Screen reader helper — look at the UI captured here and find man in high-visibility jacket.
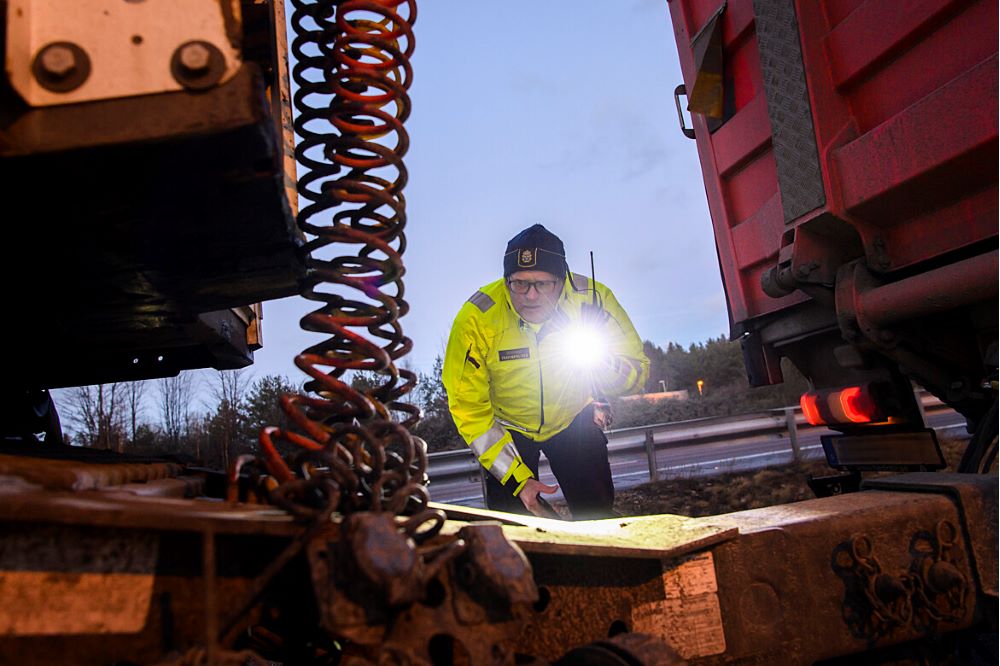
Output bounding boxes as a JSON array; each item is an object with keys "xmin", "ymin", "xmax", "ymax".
[{"xmin": 442, "ymin": 224, "xmax": 649, "ymax": 519}]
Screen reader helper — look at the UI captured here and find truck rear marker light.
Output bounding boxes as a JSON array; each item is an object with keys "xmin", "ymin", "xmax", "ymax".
[
  {"xmin": 839, "ymin": 386, "xmax": 876, "ymax": 423},
  {"xmin": 801, "ymin": 385, "xmax": 886, "ymax": 426},
  {"xmin": 801, "ymin": 393, "xmax": 822, "ymax": 425}
]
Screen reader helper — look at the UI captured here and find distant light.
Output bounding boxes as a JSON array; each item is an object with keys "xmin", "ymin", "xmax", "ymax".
[
  {"xmin": 133, "ymin": 358, "xmax": 139, "ymax": 364},
  {"xmin": 157, "ymin": 355, "xmax": 165, "ymax": 362}
]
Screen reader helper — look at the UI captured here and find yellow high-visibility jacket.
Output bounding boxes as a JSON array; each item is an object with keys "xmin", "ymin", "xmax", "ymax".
[{"xmin": 442, "ymin": 272, "xmax": 649, "ymax": 496}]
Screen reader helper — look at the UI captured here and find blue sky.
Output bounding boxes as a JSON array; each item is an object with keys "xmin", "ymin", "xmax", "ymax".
[{"xmin": 249, "ymin": 0, "xmax": 728, "ymax": 384}]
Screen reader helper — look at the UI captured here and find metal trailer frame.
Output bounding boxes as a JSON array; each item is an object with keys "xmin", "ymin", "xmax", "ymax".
[
  {"xmin": 0, "ymin": 471, "xmax": 994, "ymax": 664},
  {"xmin": 0, "ymin": 0, "xmax": 304, "ymax": 389},
  {"xmin": 666, "ymin": 0, "xmax": 998, "ymax": 434}
]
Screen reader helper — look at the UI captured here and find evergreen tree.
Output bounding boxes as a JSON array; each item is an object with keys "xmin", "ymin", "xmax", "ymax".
[
  {"xmin": 244, "ymin": 375, "xmax": 299, "ymax": 440},
  {"xmin": 411, "ymin": 356, "xmax": 464, "ymax": 452}
]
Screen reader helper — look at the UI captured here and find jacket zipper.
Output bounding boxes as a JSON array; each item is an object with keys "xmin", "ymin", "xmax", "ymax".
[{"xmin": 535, "ymin": 332, "xmax": 545, "ymax": 432}]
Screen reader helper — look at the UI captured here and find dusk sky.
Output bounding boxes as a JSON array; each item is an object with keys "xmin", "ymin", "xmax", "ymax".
[
  {"xmin": 51, "ymin": 1, "xmax": 729, "ymax": 418},
  {"xmin": 250, "ymin": 0, "xmax": 728, "ymax": 385}
]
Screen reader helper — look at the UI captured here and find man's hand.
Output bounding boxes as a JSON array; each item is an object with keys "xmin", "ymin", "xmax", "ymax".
[
  {"xmin": 518, "ymin": 478, "xmax": 560, "ymax": 517},
  {"xmin": 593, "ymin": 401, "xmax": 613, "ymax": 429}
]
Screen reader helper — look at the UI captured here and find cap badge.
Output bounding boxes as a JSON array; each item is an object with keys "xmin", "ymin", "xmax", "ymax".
[{"xmin": 519, "ymin": 248, "xmax": 535, "ymax": 267}]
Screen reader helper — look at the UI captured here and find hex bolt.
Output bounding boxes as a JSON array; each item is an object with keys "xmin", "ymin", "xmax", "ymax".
[
  {"xmin": 39, "ymin": 45, "xmax": 77, "ymax": 79},
  {"xmin": 178, "ymin": 43, "xmax": 211, "ymax": 73}
]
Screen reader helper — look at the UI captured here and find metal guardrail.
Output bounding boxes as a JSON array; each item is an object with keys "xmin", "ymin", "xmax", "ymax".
[{"xmin": 426, "ymin": 392, "xmax": 952, "ymax": 487}]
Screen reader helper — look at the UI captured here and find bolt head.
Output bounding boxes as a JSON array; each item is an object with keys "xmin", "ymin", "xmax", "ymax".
[
  {"xmin": 179, "ymin": 43, "xmax": 211, "ymax": 73},
  {"xmin": 40, "ymin": 46, "xmax": 76, "ymax": 78}
]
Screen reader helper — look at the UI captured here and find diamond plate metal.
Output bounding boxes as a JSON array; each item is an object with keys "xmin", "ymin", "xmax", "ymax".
[{"xmin": 753, "ymin": 0, "xmax": 826, "ymax": 223}]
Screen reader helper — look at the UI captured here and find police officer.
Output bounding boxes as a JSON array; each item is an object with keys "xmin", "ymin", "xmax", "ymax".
[{"xmin": 442, "ymin": 224, "xmax": 649, "ymax": 519}]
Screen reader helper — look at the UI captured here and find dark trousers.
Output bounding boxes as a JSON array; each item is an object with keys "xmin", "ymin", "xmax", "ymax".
[{"xmin": 483, "ymin": 405, "xmax": 615, "ymax": 520}]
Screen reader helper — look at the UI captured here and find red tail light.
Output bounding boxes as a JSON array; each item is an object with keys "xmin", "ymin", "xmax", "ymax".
[
  {"xmin": 800, "ymin": 385, "xmax": 887, "ymax": 426},
  {"xmin": 839, "ymin": 386, "xmax": 877, "ymax": 423},
  {"xmin": 800, "ymin": 393, "xmax": 822, "ymax": 425}
]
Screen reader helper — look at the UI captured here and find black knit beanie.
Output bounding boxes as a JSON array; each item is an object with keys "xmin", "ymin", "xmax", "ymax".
[{"xmin": 503, "ymin": 224, "xmax": 567, "ymax": 279}]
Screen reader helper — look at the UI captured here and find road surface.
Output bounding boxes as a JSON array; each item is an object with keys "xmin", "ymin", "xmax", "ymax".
[{"xmin": 428, "ymin": 410, "xmax": 968, "ymax": 508}]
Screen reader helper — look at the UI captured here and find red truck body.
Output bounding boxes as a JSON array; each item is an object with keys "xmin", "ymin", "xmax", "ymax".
[{"xmin": 666, "ymin": 0, "xmax": 998, "ymax": 458}]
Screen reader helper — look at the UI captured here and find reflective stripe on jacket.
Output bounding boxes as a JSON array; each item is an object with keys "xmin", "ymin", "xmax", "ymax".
[{"xmin": 442, "ymin": 272, "xmax": 649, "ymax": 492}]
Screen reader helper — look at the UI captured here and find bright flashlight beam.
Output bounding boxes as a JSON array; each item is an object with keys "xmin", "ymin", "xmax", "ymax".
[{"xmin": 561, "ymin": 324, "xmax": 608, "ymax": 368}]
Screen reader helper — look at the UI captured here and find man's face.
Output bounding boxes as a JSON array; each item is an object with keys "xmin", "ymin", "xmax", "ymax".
[{"xmin": 507, "ymin": 270, "xmax": 562, "ymax": 324}]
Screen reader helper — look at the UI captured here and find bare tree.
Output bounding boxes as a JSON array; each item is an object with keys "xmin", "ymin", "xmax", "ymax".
[
  {"xmin": 66, "ymin": 383, "xmax": 126, "ymax": 450},
  {"xmin": 124, "ymin": 380, "xmax": 147, "ymax": 444},
  {"xmin": 207, "ymin": 369, "xmax": 251, "ymax": 470},
  {"xmin": 158, "ymin": 373, "xmax": 196, "ymax": 450}
]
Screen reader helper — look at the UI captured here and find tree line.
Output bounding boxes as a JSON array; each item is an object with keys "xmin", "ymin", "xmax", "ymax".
[
  {"xmin": 63, "ymin": 372, "xmax": 299, "ymax": 470},
  {"xmin": 61, "ymin": 335, "xmax": 809, "ymax": 463}
]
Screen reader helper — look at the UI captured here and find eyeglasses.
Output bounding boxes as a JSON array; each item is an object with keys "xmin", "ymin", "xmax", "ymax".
[{"xmin": 507, "ymin": 278, "xmax": 560, "ymax": 295}]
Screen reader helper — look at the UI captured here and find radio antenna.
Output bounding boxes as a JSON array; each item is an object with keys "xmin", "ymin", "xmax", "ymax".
[{"xmin": 589, "ymin": 251, "xmax": 597, "ymax": 306}]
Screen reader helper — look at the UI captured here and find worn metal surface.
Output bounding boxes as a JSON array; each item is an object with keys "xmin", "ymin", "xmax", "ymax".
[
  {"xmin": 525, "ymin": 550, "xmax": 726, "ymax": 663},
  {"xmin": 751, "ymin": 0, "xmax": 825, "ymax": 223},
  {"xmin": 431, "ymin": 502, "xmax": 736, "ymax": 561},
  {"xmin": 472, "ymin": 480, "xmax": 994, "ymax": 664},
  {"xmin": 863, "ymin": 473, "xmax": 998, "ymax": 598},
  {"xmin": 853, "ymin": 250, "xmax": 999, "ymax": 330},
  {"xmin": 833, "ymin": 255, "xmax": 996, "ymax": 420},
  {"xmin": 0, "ymin": 524, "xmax": 158, "ymax": 635},
  {"xmin": 559, "ymin": 632, "xmax": 687, "ymax": 665},
  {"xmin": 491, "ymin": 513, "xmax": 734, "ymax": 560},
  {"xmin": 0, "ymin": 486, "xmax": 300, "ymax": 537},
  {"xmin": 310, "ymin": 518, "xmax": 534, "ymax": 664},
  {"xmin": 0, "ymin": 453, "xmax": 181, "ymax": 491},
  {"xmin": 687, "ymin": 487, "xmax": 982, "ymax": 664},
  {"xmin": 6, "ymin": 0, "xmax": 241, "ymax": 106},
  {"xmin": 0, "ymin": 481, "xmax": 317, "ymax": 662},
  {"xmin": 0, "ymin": 470, "xmax": 995, "ymax": 664}
]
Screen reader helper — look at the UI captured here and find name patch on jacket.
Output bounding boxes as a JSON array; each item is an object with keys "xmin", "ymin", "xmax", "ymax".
[{"xmin": 498, "ymin": 347, "xmax": 530, "ymax": 362}]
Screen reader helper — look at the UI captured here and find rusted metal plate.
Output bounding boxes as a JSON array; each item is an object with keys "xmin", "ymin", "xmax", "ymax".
[
  {"xmin": 687, "ymin": 489, "xmax": 982, "ymax": 664},
  {"xmin": 0, "ymin": 525, "xmax": 157, "ymax": 635},
  {"xmin": 502, "ymin": 514, "xmax": 735, "ymax": 559},
  {"xmin": 524, "ymin": 549, "xmax": 728, "ymax": 663},
  {"xmin": 862, "ymin": 472, "xmax": 999, "ymax": 597},
  {"xmin": 0, "ymin": 486, "xmax": 300, "ymax": 537},
  {"xmin": 433, "ymin": 503, "xmax": 736, "ymax": 559},
  {"xmin": 6, "ymin": 0, "xmax": 242, "ymax": 107},
  {"xmin": 99, "ymin": 476, "xmax": 205, "ymax": 499},
  {"xmin": 0, "ymin": 453, "xmax": 181, "ymax": 490},
  {"xmin": 309, "ymin": 520, "xmax": 537, "ymax": 663},
  {"xmin": 264, "ymin": 0, "xmax": 298, "ymax": 219},
  {"xmin": 508, "ymin": 481, "xmax": 994, "ymax": 663}
]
